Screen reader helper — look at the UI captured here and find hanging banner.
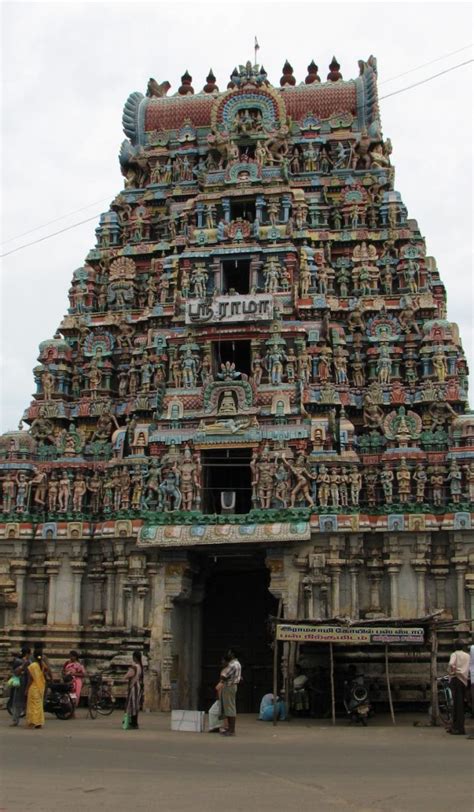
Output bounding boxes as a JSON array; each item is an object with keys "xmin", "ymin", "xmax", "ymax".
[
  {"xmin": 186, "ymin": 294, "xmax": 273, "ymax": 324},
  {"xmin": 276, "ymin": 624, "xmax": 424, "ymax": 645}
]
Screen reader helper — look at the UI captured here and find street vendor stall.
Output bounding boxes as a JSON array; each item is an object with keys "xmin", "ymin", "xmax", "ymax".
[{"xmin": 270, "ymin": 614, "xmax": 462, "ymax": 727}]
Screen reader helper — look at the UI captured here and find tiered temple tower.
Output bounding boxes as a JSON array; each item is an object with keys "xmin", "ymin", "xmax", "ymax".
[{"xmin": 1, "ymin": 57, "xmax": 473, "ymax": 711}]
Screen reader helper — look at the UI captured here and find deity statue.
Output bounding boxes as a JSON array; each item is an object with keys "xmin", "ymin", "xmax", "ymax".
[
  {"xmin": 339, "ymin": 467, "xmax": 349, "ymax": 507},
  {"xmin": 14, "ymin": 472, "xmax": 29, "ymax": 514},
  {"xmin": 351, "ymin": 351, "xmax": 365, "ymax": 388},
  {"xmin": 316, "ymin": 464, "xmax": 330, "ymax": 508},
  {"xmin": 30, "ymin": 468, "xmax": 48, "ymax": 508},
  {"xmin": 72, "ymin": 473, "xmax": 87, "ymax": 513},
  {"xmin": 274, "ymin": 459, "xmax": 290, "ymax": 508},
  {"xmin": 377, "ymin": 344, "xmax": 392, "ymax": 385},
  {"xmin": 430, "ymin": 470, "xmax": 444, "ymax": 506},
  {"xmin": 191, "ymin": 263, "xmax": 208, "ymax": 298},
  {"xmin": 297, "ymin": 349, "xmax": 311, "ymax": 385},
  {"xmin": 286, "ymin": 454, "xmax": 317, "ymax": 508},
  {"xmin": 58, "ymin": 471, "xmax": 71, "ymax": 512},
  {"xmin": 131, "ymin": 467, "xmax": 144, "ymax": 511},
  {"xmin": 396, "ymin": 459, "xmax": 411, "ymax": 503},
  {"xmin": 47, "ymin": 473, "xmax": 59, "ymax": 512},
  {"xmin": 333, "ymin": 350, "xmax": 348, "ymax": 385},
  {"xmin": 87, "ymin": 470, "xmax": 102, "ymax": 513},
  {"xmin": 179, "ymin": 446, "xmax": 200, "ymax": 511},
  {"xmin": 265, "ymin": 346, "xmax": 287, "ymax": 386},
  {"xmin": 464, "ymin": 462, "xmax": 474, "ymax": 502},
  {"xmin": 380, "ymin": 465, "xmax": 394, "ymax": 504},
  {"xmin": 41, "ymin": 370, "xmax": 55, "ymax": 401},
  {"xmin": 364, "ymin": 468, "xmax": 378, "ymax": 507},
  {"xmin": 446, "ymin": 460, "xmax": 462, "ymax": 504},
  {"xmin": 158, "ymin": 467, "xmax": 182, "ymax": 511},
  {"xmin": 349, "ymin": 468, "xmax": 362, "ymax": 506},
  {"xmin": 432, "ymin": 348, "xmax": 447, "ymax": 383},
  {"xmin": 413, "ymin": 463, "xmax": 428, "ymax": 503},
  {"xmin": 181, "ymin": 349, "xmax": 199, "ymax": 388},
  {"xmin": 251, "ymin": 446, "xmax": 275, "ymax": 510},
  {"xmin": 329, "ymin": 468, "xmax": 341, "ymax": 507},
  {"xmin": 363, "ymin": 394, "xmax": 384, "ymax": 429}
]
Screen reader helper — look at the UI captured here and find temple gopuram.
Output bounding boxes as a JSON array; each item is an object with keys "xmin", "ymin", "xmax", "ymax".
[{"xmin": 1, "ymin": 57, "xmax": 473, "ymax": 712}]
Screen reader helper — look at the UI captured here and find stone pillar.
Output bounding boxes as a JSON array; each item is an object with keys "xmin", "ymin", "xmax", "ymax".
[
  {"xmin": 366, "ymin": 558, "xmax": 385, "ymax": 618},
  {"xmin": 88, "ymin": 573, "xmax": 105, "ymax": 625},
  {"xmin": 10, "ymin": 560, "xmax": 28, "ymax": 626},
  {"xmin": 329, "ymin": 565, "xmax": 342, "ymax": 617},
  {"xmin": 349, "ymin": 565, "xmax": 360, "ymax": 619},
  {"xmin": 348, "ymin": 534, "xmax": 364, "ymax": 620},
  {"xmin": 455, "ymin": 564, "xmax": 467, "ymax": 622},
  {"xmin": 383, "ymin": 534, "xmax": 402, "ymax": 618},
  {"xmin": 136, "ymin": 586, "xmax": 148, "ymax": 629},
  {"xmin": 124, "ymin": 585, "xmax": 133, "ymax": 629},
  {"xmin": 387, "ymin": 566, "xmax": 401, "ymax": 618},
  {"xmin": 70, "ymin": 560, "xmax": 86, "ymax": 627},
  {"xmin": 412, "ymin": 533, "xmax": 431, "ymax": 618},
  {"xmin": 114, "ymin": 544, "xmax": 128, "ymax": 627},
  {"xmin": 104, "ymin": 561, "xmax": 116, "ymax": 627},
  {"xmin": 30, "ymin": 572, "xmax": 47, "ymax": 625},
  {"xmin": 45, "ymin": 558, "xmax": 61, "ymax": 626}
]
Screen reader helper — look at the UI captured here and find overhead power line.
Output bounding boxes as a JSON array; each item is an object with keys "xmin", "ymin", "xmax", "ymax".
[
  {"xmin": 0, "ymin": 215, "xmax": 101, "ymax": 258},
  {"xmin": 1, "ymin": 197, "xmax": 110, "ymax": 245},
  {"xmin": 379, "ymin": 43, "xmax": 472, "ymax": 85},
  {"xmin": 379, "ymin": 59, "xmax": 473, "ymax": 100},
  {"xmin": 1, "ymin": 58, "xmax": 472, "ymax": 259}
]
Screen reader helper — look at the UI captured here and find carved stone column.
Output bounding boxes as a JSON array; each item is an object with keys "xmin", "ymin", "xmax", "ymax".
[
  {"xmin": 451, "ymin": 534, "xmax": 468, "ymax": 622},
  {"xmin": 10, "ymin": 559, "xmax": 28, "ymax": 626},
  {"xmin": 430, "ymin": 541, "xmax": 450, "ymax": 612},
  {"xmin": 383, "ymin": 534, "xmax": 402, "ymax": 618},
  {"xmin": 88, "ymin": 572, "xmax": 105, "ymax": 625},
  {"xmin": 327, "ymin": 536, "xmax": 345, "ymax": 617},
  {"xmin": 30, "ymin": 568, "xmax": 47, "ymax": 625},
  {"xmin": 412, "ymin": 533, "xmax": 431, "ymax": 618},
  {"xmin": 347, "ymin": 534, "xmax": 364, "ymax": 620},
  {"xmin": 136, "ymin": 586, "xmax": 148, "ymax": 629},
  {"xmin": 366, "ymin": 558, "xmax": 385, "ymax": 618},
  {"xmin": 70, "ymin": 560, "xmax": 86, "ymax": 627},
  {"xmin": 103, "ymin": 560, "xmax": 116, "ymax": 627},
  {"xmin": 114, "ymin": 544, "xmax": 128, "ymax": 627},
  {"xmin": 124, "ymin": 585, "xmax": 134, "ymax": 629},
  {"xmin": 45, "ymin": 556, "xmax": 61, "ymax": 626}
]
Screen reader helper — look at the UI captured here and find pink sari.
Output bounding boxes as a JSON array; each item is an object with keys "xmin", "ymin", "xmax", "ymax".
[{"xmin": 63, "ymin": 660, "xmax": 85, "ymax": 706}]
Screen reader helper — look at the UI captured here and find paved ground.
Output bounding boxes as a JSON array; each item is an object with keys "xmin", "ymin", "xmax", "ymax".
[{"xmin": 0, "ymin": 710, "xmax": 472, "ymax": 812}]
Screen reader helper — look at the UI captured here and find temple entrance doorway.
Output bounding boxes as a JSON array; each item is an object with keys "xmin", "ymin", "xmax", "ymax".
[{"xmin": 200, "ymin": 551, "xmax": 278, "ymax": 713}]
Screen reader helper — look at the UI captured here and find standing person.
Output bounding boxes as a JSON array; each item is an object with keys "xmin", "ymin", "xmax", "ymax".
[
  {"xmin": 26, "ymin": 648, "xmax": 49, "ymax": 729},
  {"xmin": 217, "ymin": 648, "xmax": 241, "ymax": 737},
  {"xmin": 62, "ymin": 650, "xmax": 86, "ymax": 715},
  {"xmin": 208, "ymin": 655, "xmax": 229, "ymax": 733},
  {"xmin": 9, "ymin": 646, "xmax": 31, "ymax": 726},
  {"xmin": 125, "ymin": 650, "xmax": 144, "ymax": 730},
  {"xmin": 447, "ymin": 638, "xmax": 470, "ymax": 735}
]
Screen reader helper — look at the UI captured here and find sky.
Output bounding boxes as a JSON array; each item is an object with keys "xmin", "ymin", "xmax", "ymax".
[{"xmin": 1, "ymin": 0, "xmax": 472, "ymax": 433}]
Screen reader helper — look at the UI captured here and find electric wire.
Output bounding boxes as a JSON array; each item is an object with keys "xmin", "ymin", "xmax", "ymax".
[
  {"xmin": 2, "ymin": 59, "xmax": 472, "ymax": 259},
  {"xmin": 0, "ymin": 214, "xmax": 102, "ymax": 258},
  {"xmin": 1, "ymin": 197, "xmax": 111, "ymax": 246},
  {"xmin": 379, "ymin": 43, "xmax": 472, "ymax": 85},
  {"xmin": 379, "ymin": 59, "xmax": 473, "ymax": 100}
]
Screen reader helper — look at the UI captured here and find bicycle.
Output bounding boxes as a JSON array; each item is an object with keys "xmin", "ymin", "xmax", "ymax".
[
  {"xmin": 429, "ymin": 675, "xmax": 453, "ymax": 727},
  {"xmin": 88, "ymin": 674, "xmax": 115, "ymax": 719}
]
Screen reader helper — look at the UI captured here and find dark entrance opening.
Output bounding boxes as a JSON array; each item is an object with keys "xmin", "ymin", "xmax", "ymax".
[
  {"xmin": 222, "ymin": 258, "xmax": 250, "ymax": 294},
  {"xmin": 202, "ymin": 448, "xmax": 252, "ymax": 514},
  {"xmin": 230, "ymin": 200, "xmax": 256, "ymax": 222},
  {"xmin": 212, "ymin": 339, "xmax": 251, "ymax": 377},
  {"xmin": 200, "ymin": 552, "xmax": 278, "ymax": 713}
]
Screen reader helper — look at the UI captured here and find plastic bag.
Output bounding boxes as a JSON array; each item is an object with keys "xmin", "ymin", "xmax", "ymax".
[
  {"xmin": 8, "ymin": 676, "xmax": 21, "ymax": 688},
  {"xmin": 122, "ymin": 713, "xmax": 131, "ymax": 730}
]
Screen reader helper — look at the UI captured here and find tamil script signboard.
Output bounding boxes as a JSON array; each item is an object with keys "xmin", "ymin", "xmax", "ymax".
[
  {"xmin": 276, "ymin": 624, "xmax": 424, "ymax": 645},
  {"xmin": 186, "ymin": 294, "xmax": 273, "ymax": 324}
]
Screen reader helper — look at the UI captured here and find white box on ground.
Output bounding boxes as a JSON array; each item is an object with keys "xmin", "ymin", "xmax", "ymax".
[{"xmin": 171, "ymin": 709, "xmax": 205, "ymax": 732}]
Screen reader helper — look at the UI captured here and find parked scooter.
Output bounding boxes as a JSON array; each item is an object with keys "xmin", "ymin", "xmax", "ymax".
[
  {"xmin": 44, "ymin": 681, "xmax": 75, "ymax": 720},
  {"xmin": 343, "ymin": 674, "xmax": 372, "ymax": 725}
]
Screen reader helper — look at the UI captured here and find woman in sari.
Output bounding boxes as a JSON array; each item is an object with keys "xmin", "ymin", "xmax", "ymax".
[
  {"xmin": 125, "ymin": 650, "xmax": 144, "ymax": 730},
  {"xmin": 26, "ymin": 650, "xmax": 48, "ymax": 729},
  {"xmin": 62, "ymin": 650, "xmax": 86, "ymax": 714}
]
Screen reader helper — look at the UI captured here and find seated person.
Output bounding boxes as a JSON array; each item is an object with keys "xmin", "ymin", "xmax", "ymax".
[
  {"xmin": 291, "ymin": 664, "xmax": 310, "ymax": 715},
  {"xmin": 259, "ymin": 692, "xmax": 286, "ymax": 721}
]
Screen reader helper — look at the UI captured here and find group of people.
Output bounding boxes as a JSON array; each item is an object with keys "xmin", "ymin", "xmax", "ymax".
[{"xmin": 7, "ymin": 645, "xmax": 144, "ymax": 731}]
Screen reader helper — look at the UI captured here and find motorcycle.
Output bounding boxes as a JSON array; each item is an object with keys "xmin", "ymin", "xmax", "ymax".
[
  {"xmin": 343, "ymin": 674, "xmax": 372, "ymax": 725},
  {"xmin": 44, "ymin": 681, "xmax": 75, "ymax": 720}
]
